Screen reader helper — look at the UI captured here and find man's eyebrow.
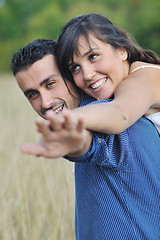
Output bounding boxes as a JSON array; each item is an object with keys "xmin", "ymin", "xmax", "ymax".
[
  {"xmin": 24, "ymin": 88, "xmax": 37, "ymax": 97},
  {"xmin": 40, "ymin": 74, "xmax": 55, "ymax": 86},
  {"xmin": 24, "ymin": 74, "xmax": 56, "ymax": 96}
]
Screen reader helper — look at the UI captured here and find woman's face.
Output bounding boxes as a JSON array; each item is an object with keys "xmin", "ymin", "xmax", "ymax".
[{"xmin": 68, "ymin": 34, "xmax": 129, "ymax": 100}]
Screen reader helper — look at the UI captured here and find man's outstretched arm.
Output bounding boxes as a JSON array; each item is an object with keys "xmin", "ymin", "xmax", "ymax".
[{"xmin": 21, "ymin": 111, "xmax": 92, "ymax": 159}]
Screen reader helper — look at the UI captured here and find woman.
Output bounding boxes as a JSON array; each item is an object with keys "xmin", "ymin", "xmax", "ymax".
[{"xmin": 56, "ymin": 13, "xmax": 160, "ymax": 134}]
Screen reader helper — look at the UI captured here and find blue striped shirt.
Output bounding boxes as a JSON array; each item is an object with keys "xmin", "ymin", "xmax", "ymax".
[{"xmin": 66, "ymin": 94, "xmax": 160, "ymax": 240}]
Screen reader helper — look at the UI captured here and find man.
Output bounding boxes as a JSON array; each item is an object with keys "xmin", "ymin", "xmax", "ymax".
[
  {"xmin": 11, "ymin": 38, "xmax": 91, "ymax": 158},
  {"xmin": 11, "ymin": 39, "xmax": 160, "ymax": 240},
  {"xmin": 11, "ymin": 39, "xmax": 81, "ymax": 119}
]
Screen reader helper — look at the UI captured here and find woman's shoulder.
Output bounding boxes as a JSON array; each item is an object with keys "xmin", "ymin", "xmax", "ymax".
[{"xmin": 130, "ymin": 61, "xmax": 160, "ymax": 74}]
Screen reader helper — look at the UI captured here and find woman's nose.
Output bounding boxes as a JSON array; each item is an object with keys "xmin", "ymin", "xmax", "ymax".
[{"xmin": 83, "ymin": 64, "xmax": 95, "ymax": 81}]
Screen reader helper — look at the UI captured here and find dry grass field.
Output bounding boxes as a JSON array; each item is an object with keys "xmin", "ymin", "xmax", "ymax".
[{"xmin": 0, "ymin": 74, "xmax": 75, "ymax": 240}]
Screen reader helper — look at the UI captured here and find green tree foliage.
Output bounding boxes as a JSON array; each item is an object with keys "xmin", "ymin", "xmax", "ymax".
[
  {"xmin": 0, "ymin": 0, "xmax": 159, "ymax": 72},
  {"xmin": 26, "ymin": 3, "xmax": 65, "ymax": 40}
]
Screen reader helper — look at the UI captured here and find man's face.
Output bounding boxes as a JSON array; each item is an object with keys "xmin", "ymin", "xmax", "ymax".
[{"xmin": 15, "ymin": 54, "xmax": 81, "ymax": 118}]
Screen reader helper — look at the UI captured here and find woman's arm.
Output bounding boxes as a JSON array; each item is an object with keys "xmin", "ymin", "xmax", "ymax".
[{"xmin": 70, "ymin": 65, "xmax": 160, "ymax": 134}]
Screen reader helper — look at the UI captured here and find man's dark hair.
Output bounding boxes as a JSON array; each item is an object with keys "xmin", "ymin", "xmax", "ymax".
[
  {"xmin": 10, "ymin": 38, "xmax": 82, "ymax": 99},
  {"xmin": 11, "ymin": 38, "xmax": 57, "ymax": 75}
]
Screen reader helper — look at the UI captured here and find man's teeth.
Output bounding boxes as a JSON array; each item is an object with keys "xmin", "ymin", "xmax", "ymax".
[
  {"xmin": 91, "ymin": 78, "xmax": 106, "ymax": 89},
  {"xmin": 54, "ymin": 106, "xmax": 63, "ymax": 114}
]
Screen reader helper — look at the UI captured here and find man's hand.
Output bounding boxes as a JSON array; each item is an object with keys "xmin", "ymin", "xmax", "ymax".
[{"xmin": 21, "ymin": 110, "xmax": 92, "ymax": 159}]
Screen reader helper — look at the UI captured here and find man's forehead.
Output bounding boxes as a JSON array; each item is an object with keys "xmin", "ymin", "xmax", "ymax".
[{"xmin": 16, "ymin": 55, "xmax": 63, "ymax": 84}]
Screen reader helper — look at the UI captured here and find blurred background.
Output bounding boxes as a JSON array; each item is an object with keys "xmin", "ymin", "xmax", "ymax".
[
  {"xmin": 0, "ymin": 0, "xmax": 159, "ymax": 239},
  {"xmin": 0, "ymin": 0, "xmax": 160, "ymax": 72}
]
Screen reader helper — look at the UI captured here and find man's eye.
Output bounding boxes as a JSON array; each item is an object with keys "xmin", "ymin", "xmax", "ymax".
[
  {"xmin": 89, "ymin": 53, "xmax": 98, "ymax": 61},
  {"xmin": 47, "ymin": 81, "xmax": 55, "ymax": 88},
  {"xmin": 28, "ymin": 92, "xmax": 38, "ymax": 100},
  {"xmin": 70, "ymin": 65, "xmax": 80, "ymax": 73}
]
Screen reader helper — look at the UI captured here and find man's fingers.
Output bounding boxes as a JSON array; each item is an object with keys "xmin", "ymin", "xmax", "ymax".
[
  {"xmin": 36, "ymin": 111, "xmax": 84, "ymax": 135},
  {"xmin": 46, "ymin": 112, "xmax": 64, "ymax": 131},
  {"xmin": 35, "ymin": 118, "xmax": 51, "ymax": 136},
  {"xmin": 76, "ymin": 117, "xmax": 84, "ymax": 132},
  {"xmin": 35, "ymin": 116, "xmax": 61, "ymax": 136},
  {"xmin": 20, "ymin": 143, "xmax": 44, "ymax": 157},
  {"xmin": 63, "ymin": 111, "xmax": 84, "ymax": 132},
  {"xmin": 63, "ymin": 111, "xmax": 74, "ymax": 130}
]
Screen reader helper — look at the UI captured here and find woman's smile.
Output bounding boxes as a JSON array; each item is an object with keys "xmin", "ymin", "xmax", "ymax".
[{"xmin": 90, "ymin": 77, "xmax": 108, "ymax": 90}]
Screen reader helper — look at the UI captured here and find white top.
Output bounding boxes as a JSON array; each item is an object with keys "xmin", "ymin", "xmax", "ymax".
[
  {"xmin": 131, "ymin": 65, "xmax": 160, "ymax": 134},
  {"xmin": 146, "ymin": 113, "xmax": 160, "ymax": 135},
  {"xmin": 131, "ymin": 65, "xmax": 160, "ymax": 73}
]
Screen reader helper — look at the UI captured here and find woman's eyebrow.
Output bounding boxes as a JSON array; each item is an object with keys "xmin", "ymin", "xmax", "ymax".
[
  {"xmin": 81, "ymin": 49, "xmax": 93, "ymax": 57},
  {"xmin": 68, "ymin": 49, "xmax": 94, "ymax": 67}
]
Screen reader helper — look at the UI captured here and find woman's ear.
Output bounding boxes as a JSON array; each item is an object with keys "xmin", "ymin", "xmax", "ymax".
[{"xmin": 119, "ymin": 47, "xmax": 128, "ymax": 61}]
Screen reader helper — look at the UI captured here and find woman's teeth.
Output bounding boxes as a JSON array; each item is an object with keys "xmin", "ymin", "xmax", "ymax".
[{"xmin": 91, "ymin": 78, "xmax": 107, "ymax": 89}]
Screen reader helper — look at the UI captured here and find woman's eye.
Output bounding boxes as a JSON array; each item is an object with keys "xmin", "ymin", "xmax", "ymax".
[
  {"xmin": 89, "ymin": 53, "xmax": 98, "ymax": 61},
  {"xmin": 70, "ymin": 65, "xmax": 80, "ymax": 73}
]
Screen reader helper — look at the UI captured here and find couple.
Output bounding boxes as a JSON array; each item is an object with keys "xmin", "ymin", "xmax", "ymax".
[{"xmin": 11, "ymin": 14, "xmax": 160, "ymax": 239}]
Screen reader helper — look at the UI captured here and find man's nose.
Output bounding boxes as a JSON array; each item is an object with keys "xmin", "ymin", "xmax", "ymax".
[{"xmin": 41, "ymin": 93, "xmax": 53, "ymax": 110}]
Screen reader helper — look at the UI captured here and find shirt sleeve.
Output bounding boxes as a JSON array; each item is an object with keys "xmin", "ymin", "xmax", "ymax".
[{"xmin": 65, "ymin": 98, "xmax": 130, "ymax": 168}]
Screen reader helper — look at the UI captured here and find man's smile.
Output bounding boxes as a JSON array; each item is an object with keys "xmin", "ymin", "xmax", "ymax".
[{"xmin": 53, "ymin": 104, "xmax": 64, "ymax": 114}]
